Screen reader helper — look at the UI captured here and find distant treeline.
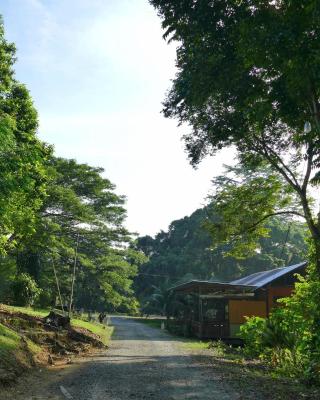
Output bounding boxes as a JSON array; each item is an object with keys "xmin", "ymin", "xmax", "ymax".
[{"xmin": 134, "ymin": 208, "xmax": 307, "ymax": 314}]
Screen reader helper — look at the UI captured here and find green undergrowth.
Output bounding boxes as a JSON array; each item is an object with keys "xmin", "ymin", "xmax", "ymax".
[
  {"xmin": 181, "ymin": 340, "xmax": 210, "ymax": 350},
  {"xmin": 0, "ymin": 323, "xmax": 20, "ymax": 353}
]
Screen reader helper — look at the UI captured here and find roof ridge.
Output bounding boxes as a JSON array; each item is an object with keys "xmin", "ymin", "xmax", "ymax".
[{"xmin": 230, "ymin": 261, "xmax": 307, "ymax": 288}]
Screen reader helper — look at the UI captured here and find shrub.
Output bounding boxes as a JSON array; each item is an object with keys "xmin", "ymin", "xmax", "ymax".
[
  {"xmin": 10, "ymin": 273, "xmax": 42, "ymax": 306},
  {"xmin": 37, "ymin": 289, "xmax": 54, "ymax": 308},
  {"xmin": 208, "ymin": 339, "xmax": 228, "ymax": 356},
  {"xmin": 239, "ymin": 316, "xmax": 266, "ymax": 357}
]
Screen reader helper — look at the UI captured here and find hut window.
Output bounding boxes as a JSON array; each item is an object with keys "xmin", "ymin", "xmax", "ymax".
[{"xmin": 202, "ymin": 299, "xmax": 227, "ymax": 321}]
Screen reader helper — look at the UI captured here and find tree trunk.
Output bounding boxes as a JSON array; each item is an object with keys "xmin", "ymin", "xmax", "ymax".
[{"xmin": 299, "ymin": 191, "xmax": 320, "ymax": 274}]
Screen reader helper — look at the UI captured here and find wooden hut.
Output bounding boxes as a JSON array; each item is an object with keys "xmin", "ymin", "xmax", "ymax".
[{"xmin": 170, "ymin": 262, "xmax": 307, "ymax": 339}]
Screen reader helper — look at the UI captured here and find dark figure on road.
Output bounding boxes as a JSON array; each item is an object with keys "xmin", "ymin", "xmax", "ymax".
[{"xmin": 98, "ymin": 312, "xmax": 106, "ymax": 324}]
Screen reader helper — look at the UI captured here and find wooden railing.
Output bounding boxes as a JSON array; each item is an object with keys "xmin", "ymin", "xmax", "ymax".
[
  {"xmin": 191, "ymin": 320, "xmax": 229, "ymax": 339},
  {"xmin": 168, "ymin": 319, "xmax": 230, "ymax": 339},
  {"xmin": 202, "ymin": 321, "xmax": 229, "ymax": 338}
]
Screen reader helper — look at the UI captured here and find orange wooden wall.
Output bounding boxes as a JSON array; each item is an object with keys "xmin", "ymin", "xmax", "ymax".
[
  {"xmin": 268, "ymin": 287, "xmax": 293, "ymax": 309},
  {"xmin": 229, "ymin": 300, "xmax": 267, "ymax": 324}
]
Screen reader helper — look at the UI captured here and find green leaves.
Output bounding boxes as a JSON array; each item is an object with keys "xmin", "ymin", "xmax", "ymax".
[
  {"xmin": 14, "ymin": 155, "xmax": 143, "ymax": 313},
  {"xmin": 241, "ymin": 268, "xmax": 320, "ymax": 383},
  {"xmin": 10, "ymin": 273, "xmax": 42, "ymax": 307},
  {"xmin": 151, "ymin": 0, "xmax": 320, "ymax": 158},
  {"xmin": 205, "ymin": 167, "xmax": 298, "ymax": 258},
  {"xmin": 205, "ymin": 164, "xmax": 303, "ymax": 258},
  {"xmin": 0, "ymin": 22, "xmax": 50, "ymax": 253},
  {"xmin": 151, "ymin": 0, "xmax": 320, "ymax": 270}
]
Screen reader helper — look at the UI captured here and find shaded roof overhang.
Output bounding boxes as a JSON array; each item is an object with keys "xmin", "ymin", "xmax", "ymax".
[
  {"xmin": 170, "ymin": 280, "xmax": 256, "ymax": 294},
  {"xmin": 170, "ymin": 261, "xmax": 308, "ymax": 295},
  {"xmin": 230, "ymin": 261, "xmax": 307, "ymax": 288}
]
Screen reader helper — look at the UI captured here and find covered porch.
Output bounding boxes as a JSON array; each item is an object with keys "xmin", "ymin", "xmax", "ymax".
[{"xmin": 169, "ymin": 280, "xmax": 255, "ymax": 339}]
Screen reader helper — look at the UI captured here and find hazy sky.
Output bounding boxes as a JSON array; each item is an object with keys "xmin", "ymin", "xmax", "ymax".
[{"xmin": 2, "ymin": 0, "xmax": 231, "ymax": 236}]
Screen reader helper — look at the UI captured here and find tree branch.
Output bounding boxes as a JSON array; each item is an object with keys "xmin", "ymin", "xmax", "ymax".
[
  {"xmin": 238, "ymin": 210, "xmax": 305, "ymax": 235},
  {"xmin": 256, "ymin": 135, "xmax": 301, "ymax": 190}
]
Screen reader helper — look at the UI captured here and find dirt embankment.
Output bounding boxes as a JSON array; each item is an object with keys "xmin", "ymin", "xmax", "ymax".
[{"xmin": 0, "ymin": 305, "xmax": 105, "ymax": 385}]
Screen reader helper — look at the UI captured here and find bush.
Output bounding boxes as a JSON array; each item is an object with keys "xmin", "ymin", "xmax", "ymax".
[
  {"xmin": 10, "ymin": 273, "xmax": 42, "ymax": 306},
  {"xmin": 239, "ymin": 316, "xmax": 266, "ymax": 357},
  {"xmin": 208, "ymin": 339, "xmax": 229, "ymax": 356},
  {"xmin": 37, "ymin": 289, "xmax": 54, "ymax": 308}
]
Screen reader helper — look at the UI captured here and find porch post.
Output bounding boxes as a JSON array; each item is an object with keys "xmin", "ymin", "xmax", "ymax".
[
  {"xmin": 266, "ymin": 286, "xmax": 270, "ymax": 317},
  {"xmin": 198, "ymin": 286, "xmax": 203, "ymax": 338}
]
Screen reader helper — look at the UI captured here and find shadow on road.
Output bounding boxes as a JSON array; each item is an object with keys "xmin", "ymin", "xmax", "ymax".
[{"xmin": 54, "ymin": 353, "xmax": 232, "ymax": 400}]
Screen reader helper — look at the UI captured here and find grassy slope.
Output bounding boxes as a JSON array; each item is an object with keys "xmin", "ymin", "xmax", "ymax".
[
  {"xmin": 1, "ymin": 305, "xmax": 113, "ymax": 345},
  {"xmin": 0, "ymin": 304, "xmax": 113, "ymax": 383},
  {"xmin": 0, "ymin": 323, "xmax": 20, "ymax": 357},
  {"xmin": 0, "ymin": 321, "xmax": 42, "ymax": 384},
  {"xmin": 2, "ymin": 306, "xmax": 48, "ymax": 318},
  {"xmin": 72, "ymin": 318, "xmax": 113, "ymax": 345}
]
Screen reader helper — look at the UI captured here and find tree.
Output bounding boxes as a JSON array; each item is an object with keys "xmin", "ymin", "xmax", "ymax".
[
  {"xmin": 7, "ymin": 156, "xmax": 144, "ymax": 313},
  {"xmin": 150, "ymin": 0, "xmax": 320, "ymax": 271},
  {"xmin": 0, "ymin": 17, "xmax": 50, "ymax": 253},
  {"xmin": 10, "ymin": 273, "xmax": 41, "ymax": 307}
]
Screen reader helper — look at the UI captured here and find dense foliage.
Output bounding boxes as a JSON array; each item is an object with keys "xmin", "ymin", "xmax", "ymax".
[
  {"xmin": 150, "ymin": 0, "xmax": 320, "ymax": 272},
  {"xmin": 206, "ymin": 163, "xmax": 303, "ymax": 258},
  {"xmin": 0, "ymin": 156, "xmax": 145, "ymax": 313},
  {"xmin": 135, "ymin": 207, "xmax": 307, "ymax": 314},
  {"xmin": 10, "ymin": 273, "xmax": 41, "ymax": 307},
  {"xmin": 0, "ymin": 18, "xmax": 50, "ymax": 254},
  {"xmin": 240, "ymin": 265, "xmax": 320, "ymax": 384}
]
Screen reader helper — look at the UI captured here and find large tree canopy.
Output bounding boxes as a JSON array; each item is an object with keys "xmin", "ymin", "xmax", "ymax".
[
  {"xmin": 151, "ymin": 0, "xmax": 320, "ymax": 154},
  {"xmin": 0, "ymin": 18, "xmax": 50, "ymax": 253},
  {"xmin": 10, "ymin": 157, "xmax": 144, "ymax": 313},
  {"xmin": 151, "ymin": 0, "xmax": 320, "ymax": 270}
]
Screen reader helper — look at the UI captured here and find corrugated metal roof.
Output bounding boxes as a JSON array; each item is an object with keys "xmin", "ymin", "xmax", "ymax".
[
  {"xmin": 170, "ymin": 261, "xmax": 307, "ymax": 294},
  {"xmin": 170, "ymin": 280, "xmax": 255, "ymax": 293},
  {"xmin": 230, "ymin": 261, "xmax": 307, "ymax": 288}
]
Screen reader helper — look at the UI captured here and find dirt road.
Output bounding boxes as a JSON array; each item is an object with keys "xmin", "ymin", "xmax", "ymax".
[{"xmin": 2, "ymin": 317, "xmax": 238, "ymax": 400}]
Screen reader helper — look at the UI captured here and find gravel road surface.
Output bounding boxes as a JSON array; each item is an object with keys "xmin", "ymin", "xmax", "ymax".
[{"xmin": 4, "ymin": 317, "xmax": 238, "ymax": 400}]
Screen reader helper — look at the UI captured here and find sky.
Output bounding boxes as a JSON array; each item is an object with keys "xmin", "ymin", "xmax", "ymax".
[{"xmin": 1, "ymin": 0, "xmax": 232, "ymax": 237}]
